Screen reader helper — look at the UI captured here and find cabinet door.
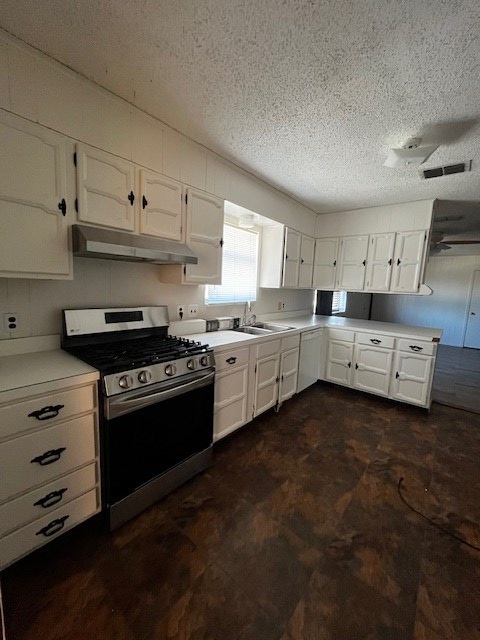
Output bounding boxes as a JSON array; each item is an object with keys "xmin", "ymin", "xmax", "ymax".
[
  {"xmin": 390, "ymin": 231, "xmax": 427, "ymax": 293},
  {"xmin": 279, "ymin": 347, "xmax": 300, "ymax": 402},
  {"xmin": 214, "ymin": 363, "xmax": 249, "ymax": 441},
  {"xmin": 353, "ymin": 344, "xmax": 392, "ymax": 397},
  {"xmin": 76, "ymin": 144, "xmax": 135, "ymax": 231},
  {"xmin": 298, "ymin": 234, "xmax": 315, "ymax": 288},
  {"xmin": 0, "ymin": 112, "xmax": 70, "ymax": 278},
  {"xmin": 297, "ymin": 329, "xmax": 323, "ymax": 392},
  {"xmin": 282, "ymin": 228, "xmax": 301, "ymax": 288},
  {"xmin": 312, "ymin": 238, "xmax": 338, "ymax": 290},
  {"xmin": 254, "ymin": 354, "xmax": 280, "ymax": 417},
  {"xmin": 365, "ymin": 233, "xmax": 395, "ymax": 292},
  {"xmin": 139, "ymin": 170, "xmax": 183, "ymax": 241},
  {"xmin": 391, "ymin": 352, "xmax": 433, "ymax": 407},
  {"xmin": 184, "ymin": 188, "xmax": 224, "ymax": 284},
  {"xmin": 325, "ymin": 340, "xmax": 353, "ymax": 386},
  {"xmin": 337, "ymin": 235, "xmax": 368, "ymax": 291}
]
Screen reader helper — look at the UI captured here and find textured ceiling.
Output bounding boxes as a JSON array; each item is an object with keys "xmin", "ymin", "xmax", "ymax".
[{"xmin": 1, "ymin": 0, "xmax": 480, "ymax": 213}]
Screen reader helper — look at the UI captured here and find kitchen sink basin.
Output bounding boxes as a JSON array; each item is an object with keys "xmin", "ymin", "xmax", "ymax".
[{"xmin": 233, "ymin": 322, "xmax": 294, "ymax": 335}]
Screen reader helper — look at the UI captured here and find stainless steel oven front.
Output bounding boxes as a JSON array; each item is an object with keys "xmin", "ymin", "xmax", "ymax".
[{"xmin": 103, "ymin": 368, "xmax": 214, "ymax": 529}]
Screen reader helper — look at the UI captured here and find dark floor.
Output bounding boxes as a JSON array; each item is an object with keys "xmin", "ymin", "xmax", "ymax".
[
  {"xmin": 432, "ymin": 344, "xmax": 480, "ymax": 414},
  {"xmin": 3, "ymin": 383, "xmax": 480, "ymax": 640}
]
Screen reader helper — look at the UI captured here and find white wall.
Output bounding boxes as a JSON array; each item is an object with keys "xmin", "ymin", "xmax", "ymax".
[
  {"xmin": 0, "ymin": 29, "xmax": 316, "ymax": 339},
  {"xmin": 371, "ymin": 255, "xmax": 480, "ymax": 346}
]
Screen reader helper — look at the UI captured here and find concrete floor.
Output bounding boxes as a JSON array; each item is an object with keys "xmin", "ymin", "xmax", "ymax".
[{"xmin": 2, "ymin": 382, "xmax": 480, "ymax": 639}]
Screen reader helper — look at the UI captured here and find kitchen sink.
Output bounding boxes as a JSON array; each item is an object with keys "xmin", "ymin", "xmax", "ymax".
[{"xmin": 233, "ymin": 322, "xmax": 294, "ymax": 335}]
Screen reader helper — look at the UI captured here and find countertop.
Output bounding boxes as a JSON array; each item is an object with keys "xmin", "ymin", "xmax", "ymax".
[{"xmin": 178, "ymin": 314, "xmax": 442, "ymax": 352}]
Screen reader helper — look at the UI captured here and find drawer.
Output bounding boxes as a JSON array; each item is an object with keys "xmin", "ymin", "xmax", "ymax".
[
  {"xmin": 0, "ymin": 489, "xmax": 99, "ymax": 570},
  {"xmin": 281, "ymin": 334, "xmax": 300, "ymax": 352},
  {"xmin": 0, "ymin": 414, "xmax": 97, "ymax": 502},
  {"xmin": 0, "ymin": 463, "xmax": 98, "ymax": 539},
  {"xmin": 328, "ymin": 328, "xmax": 355, "ymax": 343},
  {"xmin": 357, "ymin": 332, "xmax": 395, "ymax": 349},
  {"xmin": 256, "ymin": 338, "xmax": 281, "ymax": 359},
  {"xmin": 215, "ymin": 347, "xmax": 250, "ymax": 373},
  {"xmin": 397, "ymin": 338, "xmax": 436, "ymax": 356},
  {"xmin": 0, "ymin": 383, "xmax": 97, "ymax": 441},
  {"xmin": 215, "ymin": 365, "xmax": 248, "ymax": 409}
]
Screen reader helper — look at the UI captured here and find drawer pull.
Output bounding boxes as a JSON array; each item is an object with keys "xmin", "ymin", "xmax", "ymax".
[
  {"xmin": 35, "ymin": 515, "xmax": 69, "ymax": 538},
  {"xmin": 370, "ymin": 339, "xmax": 381, "ymax": 344},
  {"xmin": 34, "ymin": 488, "xmax": 68, "ymax": 509},
  {"xmin": 226, "ymin": 357, "xmax": 237, "ymax": 364},
  {"xmin": 31, "ymin": 447, "xmax": 66, "ymax": 466},
  {"xmin": 28, "ymin": 404, "xmax": 64, "ymax": 421},
  {"xmin": 409, "ymin": 345, "xmax": 423, "ymax": 352}
]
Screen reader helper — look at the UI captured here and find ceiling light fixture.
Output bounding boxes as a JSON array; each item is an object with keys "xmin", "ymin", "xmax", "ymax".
[{"xmin": 384, "ymin": 137, "xmax": 439, "ymax": 169}]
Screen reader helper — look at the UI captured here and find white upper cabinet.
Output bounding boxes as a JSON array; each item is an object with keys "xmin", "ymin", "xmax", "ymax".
[
  {"xmin": 298, "ymin": 234, "xmax": 315, "ymax": 289},
  {"xmin": 282, "ymin": 228, "xmax": 301, "ymax": 288},
  {"xmin": 336, "ymin": 235, "xmax": 369, "ymax": 291},
  {"xmin": 183, "ymin": 188, "xmax": 224, "ymax": 285},
  {"xmin": 139, "ymin": 170, "xmax": 183, "ymax": 241},
  {"xmin": 312, "ymin": 238, "xmax": 338, "ymax": 290},
  {"xmin": 365, "ymin": 233, "xmax": 396, "ymax": 292},
  {"xmin": 76, "ymin": 144, "xmax": 136, "ymax": 231},
  {"xmin": 390, "ymin": 230, "xmax": 427, "ymax": 293},
  {"xmin": 0, "ymin": 111, "xmax": 71, "ymax": 279}
]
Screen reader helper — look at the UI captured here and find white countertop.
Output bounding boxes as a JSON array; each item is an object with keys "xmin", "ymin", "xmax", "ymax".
[{"xmin": 0, "ymin": 349, "xmax": 99, "ymax": 396}]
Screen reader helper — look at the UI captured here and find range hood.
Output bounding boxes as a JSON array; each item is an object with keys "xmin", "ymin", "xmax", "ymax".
[{"xmin": 72, "ymin": 225, "xmax": 198, "ymax": 265}]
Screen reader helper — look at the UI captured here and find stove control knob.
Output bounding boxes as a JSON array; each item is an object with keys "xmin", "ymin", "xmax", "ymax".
[
  {"xmin": 187, "ymin": 359, "xmax": 198, "ymax": 370},
  {"xmin": 138, "ymin": 370, "xmax": 152, "ymax": 384},
  {"xmin": 118, "ymin": 375, "xmax": 133, "ymax": 389},
  {"xmin": 165, "ymin": 364, "xmax": 177, "ymax": 377},
  {"xmin": 200, "ymin": 355, "xmax": 210, "ymax": 367}
]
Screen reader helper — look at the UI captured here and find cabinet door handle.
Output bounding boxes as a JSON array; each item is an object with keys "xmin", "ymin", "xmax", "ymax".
[
  {"xmin": 276, "ymin": 376, "xmax": 280, "ymax": 383},
  {"xmin": 333, "ymin": 260, "xmax": 336, "ymax": 266},
  {"xmin": 34, "ymin": 488, "xmax": 68, "ymax": 509},
  {"xmin": 31, "ymin": 447, "xmax": 66, "ymax": 466},
  {"xmin": 370, "ymin": 339, "xmax": 381, "ymax": 344},
  {"xmin": 347, "ymin": 361, "xmax": 351, "ymax": 368},
  {"xmin": 388, "ymin": 258, "xmax": 392, "ymax": 266},
  {"xmin": 362, "ymin": 259, "xmax": 366, "ymax": 266},
  {"xmin": 220, "ymin": 238, "xmax": 224, "ymax": 247},
  {"xmin": 35, "ymin": 515, "xmax": 69, "ymax": 538},
  {"xmin": 355, "ymin": 363, "xmax": 358, "ymax": 369},
  {"xmin": 226, "ymin": 357, "xmax": 237, "ymax": 364},
  {"xmin": 142, "ymin": 195, "xmax": 148, "ymax": 209},
  {"xmin": 395, "ymin": 371, "xmax": 399, "ymax": 379},
  {"xmin": 57, "ymin": 199, "xmax": 67, "ymax": 217},
  {"xmin": 409, "ymin": 345, "xmax": 423, "ymax": 352},
  {"xmin": 28, "ymin": 404, "xmax": 64, "ymax": 421},
  {"xmin": 397, "ymin": 258, "xmax": 401, "ymax": 266},
  {"xmin": 128, "ymin": 191, "xmax": 135, "ymax": 205}
]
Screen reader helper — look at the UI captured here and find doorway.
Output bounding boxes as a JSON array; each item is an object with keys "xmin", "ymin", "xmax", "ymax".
[{"xmin": 464, "ymin": 270, "xmax": 480, "ymax": 349}]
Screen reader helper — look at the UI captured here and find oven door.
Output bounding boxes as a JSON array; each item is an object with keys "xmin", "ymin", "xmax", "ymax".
[{"xmin": 103, "ymin": 369, "xmax": 214, "ymax": 505}]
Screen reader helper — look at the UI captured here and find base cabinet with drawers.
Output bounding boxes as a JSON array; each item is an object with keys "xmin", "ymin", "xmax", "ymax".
[
  {"xmin": 0, "ymin": 376, "xmax": 101, "ymax": 569},
  {"xmin": 325, "ymin": 327, "xmax": 437, "ymax": 408},
  {"xmin": 213, "ymin": 346, "xmax": 250, "ymax": 441}
]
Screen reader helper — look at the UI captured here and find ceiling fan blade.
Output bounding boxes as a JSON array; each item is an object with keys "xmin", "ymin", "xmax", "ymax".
[{"xmin": 444, "ymin": 239, "xmax": 480, "ymax": 245}]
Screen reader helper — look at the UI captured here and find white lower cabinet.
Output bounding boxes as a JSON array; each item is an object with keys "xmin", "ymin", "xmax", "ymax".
[
  {"xmin": 213, "ymin": 347, "xmax": 250, "ymax": 441},
  {"xmin": 297, "ymin": 329, "xmax": 324, "ymax": 393},
  {"xmin": 391, "ymin": 351, "xmax": 433, "ymax": 407},
  {"xmin": 279, "ymin": 347, "xmax": 300, "ymax": 403},
  {"xmin": 0, "ymin": 377, "xmax": 100, "ymax": 569},
  {"xmin": 352, "ymin": 344, "xmax": 393, "ymax": 397},
  {"xmin": 254, "ymin": 352, "xmax": 280, "ymax": 417}
]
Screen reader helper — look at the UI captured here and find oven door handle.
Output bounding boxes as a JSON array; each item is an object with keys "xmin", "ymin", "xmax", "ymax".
[{"xmin": 105, "ymin": 370, "xmax": 215, "ymax": 420}]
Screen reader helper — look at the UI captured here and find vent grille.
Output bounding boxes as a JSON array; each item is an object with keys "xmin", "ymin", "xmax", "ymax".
[{"xmin": 422, "ymin": 160, "xmax": 471, "ymax": 179}]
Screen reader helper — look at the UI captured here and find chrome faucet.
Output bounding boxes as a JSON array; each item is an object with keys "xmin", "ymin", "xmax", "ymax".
[{"xmin": 243, "ymin": 301, "xmax": 256, "ymax": 326}]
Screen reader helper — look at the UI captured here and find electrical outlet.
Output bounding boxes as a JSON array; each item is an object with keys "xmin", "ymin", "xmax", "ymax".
[
  {"xmin": 277, "ymin": 301, "xmax": 284, "ymax": 311},
  {"xmin": 188, "ymin": 304, "xmax": 199, "ymax": 317},
  {"xmin": 177, "ymin": 305, "xmax": 185, "ymax": 320},
  {"xmin": 3, "ymin": 312, "xmax": 19, "ymax": 334}
]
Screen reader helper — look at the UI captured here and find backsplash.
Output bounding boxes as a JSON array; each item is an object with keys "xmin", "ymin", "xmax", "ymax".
[{"xmin": 0, "ymin": 258, "xmax": 314, "ymax": 339}]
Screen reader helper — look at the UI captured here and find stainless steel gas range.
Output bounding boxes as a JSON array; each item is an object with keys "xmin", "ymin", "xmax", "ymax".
[{"xmin": 62, "ymin": 306, "xmax": 214, "ymax": 530}]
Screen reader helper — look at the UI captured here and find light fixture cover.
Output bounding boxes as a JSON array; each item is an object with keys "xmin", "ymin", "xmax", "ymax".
[{"xmin": 384, "ymin": 145, "xmax": 438, "ymax": 168}]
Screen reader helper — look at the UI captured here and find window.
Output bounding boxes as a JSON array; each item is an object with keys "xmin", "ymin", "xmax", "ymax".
[
  {"xmin": 205, "ymin": 224, "xmax": 258, "ymax": 304},
  {"xmin": 332, "ymin": 291, "xmax": 347, "ymax": 314}
]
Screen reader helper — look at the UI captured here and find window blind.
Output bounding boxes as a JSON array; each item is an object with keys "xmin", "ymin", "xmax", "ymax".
[
  {"xmin": 332, "ymin": 291, "xmax": 347, "ymax": 314},
  {"xmin": 205, "ymin": 224, "xmax": 258, "ymax": 304}
]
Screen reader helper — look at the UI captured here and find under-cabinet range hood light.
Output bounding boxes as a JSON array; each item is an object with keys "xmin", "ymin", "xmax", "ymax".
[{"xmin": 72, "ymin": 225, "xmax": 198, "ymax": 265}]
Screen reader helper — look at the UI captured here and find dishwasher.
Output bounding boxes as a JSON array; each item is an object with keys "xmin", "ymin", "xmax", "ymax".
[{"xmin": 297, "ymin": 328, "xmax": 324, "ymax": 393}]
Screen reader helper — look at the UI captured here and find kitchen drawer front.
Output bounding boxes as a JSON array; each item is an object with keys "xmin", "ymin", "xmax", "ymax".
[
  {"xmin": 214, "ymin": 365, "xmax": 248, "ymax": 409},
  {"xmin": 328, "ymin": 328, "xmax": 355, "ymax": 343},
  {"xmin": 0, "ymin": 414, "xmax": 97, "ymax": 502},
  {"xmin": 281, "ymin": 334, "xmax": 300, "ymax": 352},
  {"xmin": 357, "ymin": 332, "xmax": 395, "ymax": 349},
  {"xmin": 397, "ymin": 338, "xmax": 436, "ymax": 356},
  {"xmin": 215, "ymin": 347, "xmax": 250, "ymax": 373},
  {"xmin": 256, "ymin": 339, "xmax": 281, "ymax": 359},
  {"xmin": 0, "ymin": 489, "xmax": 99, "ymax": 570},
  {"xmin": 0, "ymin": 383, "xmax": 97, "ymax": 441},
  {"xmin": 0, "ymin": 463, "xmax": 98, "ymax": 539}
]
